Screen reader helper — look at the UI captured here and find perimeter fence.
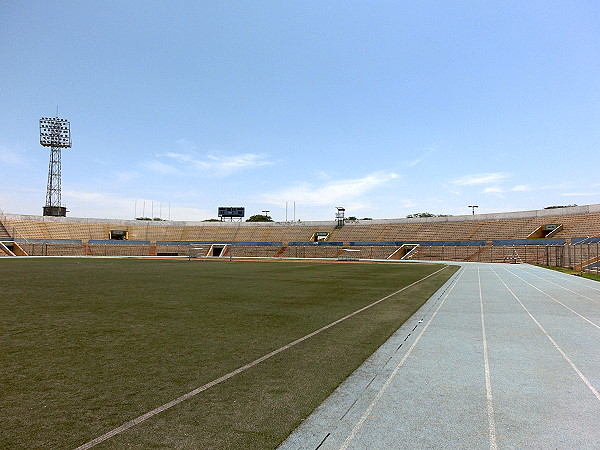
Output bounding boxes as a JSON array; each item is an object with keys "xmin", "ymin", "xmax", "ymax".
[
  {"xmin": 411, "ymin": 242, "xmax": 599, "ymax": 274},
  {"xmin": 8, "ymin": 240, "xmax": 600, "ymax": 274}
]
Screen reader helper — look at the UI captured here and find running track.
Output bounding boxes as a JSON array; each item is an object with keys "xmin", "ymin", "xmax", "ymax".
[{"xmin": 279, "ymin": 263, "xmax": 600, "ymax": 449}]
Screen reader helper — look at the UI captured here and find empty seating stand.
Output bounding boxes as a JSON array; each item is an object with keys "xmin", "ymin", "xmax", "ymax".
[{"xmin": 1, "ymin": 205, "xmax": 598, "ymax": 266}]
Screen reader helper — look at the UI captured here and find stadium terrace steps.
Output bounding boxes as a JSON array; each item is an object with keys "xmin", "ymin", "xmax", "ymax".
[
  {"xmin": 344, "ymin": 246, "xmax": 399, "ymax": 260},
  {"xmin": 407, "ymin": 245, "xmax": 483, "ymax": 262},
  {"xmin": 6, "ymin": 210, "xmax": 600, "ymax": 243},
  {"xmin": 3, "ymin": 219, "xmax": 48, "ymax": 239},
  {"xmin": 88, "ymin": 243, "xmax": 151, "ymax": 257},
  {"xmin": 274, "ymin": 245, "xmax": 288, "ymax": 257},
  {"xmin": 409, "ymin": 243, "xmax": 564, "ymax": 266},
  {"xmin": 0, "ymin": 220, "xmax": 11, "ymax": 241},
  {"xmin": 16, "ymin": 242, "xmax": 83, "ymax": 257},
  {"xmin": 552, "ymin": 212, "xmax": 600, "ymax": 238},
  {"xmin": 465, "ymin": 245, "xmax": 490, "ymax": 262},
  {"xmin": 2, "ymin": 206, "xmax": 600, "ymax": 266}
]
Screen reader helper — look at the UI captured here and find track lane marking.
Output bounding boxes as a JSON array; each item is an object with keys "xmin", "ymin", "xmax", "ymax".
[
  {"xmin": 478, "ymin": 267, "xmax": 498, "ymax": 450},
  {"xmin": 74, "ymin": 266, "xmax": 451, "ymax": 449},
  {"xmin": 490, "ymin": 267, "xmax": 600, "ymax": 402},
  {"xmin": 337, "ymin": 267, "xmax": 466, "ymax": 450},
  {"xmin": 503, "ymin": 267, "xmax": 600, "ymax": 330},
  {"xmin": 523, "ymin": 266, "xmax": 600, "ymax": 292},
  {"xmin": 514, "ymin": 266, "xmax": 600, "ymax": 305}
]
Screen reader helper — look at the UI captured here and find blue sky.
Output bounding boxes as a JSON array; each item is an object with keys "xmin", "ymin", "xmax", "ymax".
[{"xmin": 1, "ymin": 1, "xmax": 599, "ymax": 221}]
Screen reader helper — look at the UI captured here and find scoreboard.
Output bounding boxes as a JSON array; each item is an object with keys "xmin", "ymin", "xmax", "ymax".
[{"xmin": 218, "ymin": 207, "xmax": 245, "ymax": 219}]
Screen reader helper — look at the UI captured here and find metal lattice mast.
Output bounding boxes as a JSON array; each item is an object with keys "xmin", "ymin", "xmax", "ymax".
[
  {"xmin": 46, "ymin": 139, "xmax": 62, "ymax": 208},
  {"xmin": 40, "ymin": 117, "xmax": 71, "ymax": 216}
]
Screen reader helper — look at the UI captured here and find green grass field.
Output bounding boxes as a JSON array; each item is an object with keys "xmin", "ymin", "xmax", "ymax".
[
  {"xmin": 1, "ymin": 258, "xmax": 457, "ymax": 449},
  {"xmin": 536, "ymin": 264, "xmax": 600, "ymax": 282}
]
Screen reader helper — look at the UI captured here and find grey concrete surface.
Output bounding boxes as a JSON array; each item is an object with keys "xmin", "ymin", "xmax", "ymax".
[{"xmin": 279, "ymin": 263, "xmax": 600, "ymax": 450}]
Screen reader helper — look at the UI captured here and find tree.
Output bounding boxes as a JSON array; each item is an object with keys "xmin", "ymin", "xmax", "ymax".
[
  {"xmin": 406, "ymin": 212, "xmax": 435, "ymax": 218},
  {"xmin": 246, "ymin": 214, "xmax": 273, "ymax": 222},
  {"xmin": 406, "ymin": 212, "xmax": 451, "ymax": 218},
  {"xmin": 544, "ymin": 204, "xmax": 577, "ymax": 209}
]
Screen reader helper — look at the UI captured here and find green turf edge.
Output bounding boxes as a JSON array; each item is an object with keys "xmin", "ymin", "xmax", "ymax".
[{"xmin": 535, "ymin": 264, "xmax": 600, "ymax": 282}]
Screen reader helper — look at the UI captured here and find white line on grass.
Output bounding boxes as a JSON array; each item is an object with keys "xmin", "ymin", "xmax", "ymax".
[
  {"xmin": 491, "ymin": 267, "xmax": 600, "ymax": 402},
  {"xmin": 478, "ymin": 267, "xmax": 498, "ymax": 450},
  {"xmin": 337, "ymin": 267, "xmax": 466, "ymax": 450},
  {"xmin": 74, "ymin": 265, "xmax": 451, "ymax": 449}
]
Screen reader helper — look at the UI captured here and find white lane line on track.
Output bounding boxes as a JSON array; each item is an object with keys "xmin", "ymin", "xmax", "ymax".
[
  {"xmin": 74, "ymin": 266, "xmax": 451, "ymax": 450},
  {"xmin": 478, "ymin": 267, "xmax": 498, "ymax": 450},
  {"xmin": 337, "ymin": 267, "xmax": 466, "ymax": 450},
  {"xmin": 490, "ymin": 267, "xmax": 600, "ymax": 402},
  {"xmin": 516, "ymin": 267, "xmax": 600, "ymax": 304},
  {"xmin": 502, "ymin": 267, "xmax": 600, "ymax": 330},
  {"xmin": 524, "ymin": 266, "xmax": 600, "ymax": 292}
]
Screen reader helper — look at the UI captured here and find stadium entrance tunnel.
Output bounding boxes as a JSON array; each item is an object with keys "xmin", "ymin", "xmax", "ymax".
[
  {"xmin": 311, "ymin": 231, "xmax": 330, "ymax": 242},
  {"xmin": 0, "ymin": 241, "xmax": 16, "ymax": 256},
  {"xmin": 0, "ymin": 241, "xmax": 27, "ymax": 256},
  {"xmin": 208, "ymin": 244, "xmax": 228, "ymax": 257},
  {"xmin": 527, "ymin": 223, "xmax": 563, "ymax": 239},
  {"xmin": 109, "ymin": 230, "xmax": 128, "ymax": 240},
  {"xmin": 388, "ymin": 243, "xmax": 419, "ymax": 260}
]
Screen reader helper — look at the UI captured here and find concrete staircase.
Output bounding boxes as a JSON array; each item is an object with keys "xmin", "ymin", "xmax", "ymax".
[
  {"xmin": 0, "ymin": 219, "xmax": 17, "ymax": 256},
  {"xmin": 0, "ymin": 241, "xmax": 16, "ymax": 256},
  {"xmin": 0, "ymin": 220, "xmax": 11, "ymax": 241}
]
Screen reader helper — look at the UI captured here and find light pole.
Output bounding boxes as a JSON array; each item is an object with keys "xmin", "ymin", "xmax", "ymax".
[
  {"xmin": 40, "ymin": 116, "xmax": 72, "ymax": 216},
  {"xmin": 468, "ymin": 205, "xmax": 479, "ymax": 215},
  {"xmin": 262, "ymin": 210, "xmax": 270, "ymax": 218}
]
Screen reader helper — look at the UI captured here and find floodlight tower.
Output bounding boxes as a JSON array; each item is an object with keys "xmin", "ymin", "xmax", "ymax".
[{"xmin": 40, "ymin": 116, "xmax": 72, "ymax": 216}]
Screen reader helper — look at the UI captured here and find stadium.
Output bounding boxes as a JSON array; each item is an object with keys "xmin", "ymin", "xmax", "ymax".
[
  {"xmin": 2, "ymin": 204, "xmax": 599, "ymax": 448},
  {"xmin": 2, "ymin": 3, "xmax": 599, "ymax": 449}
]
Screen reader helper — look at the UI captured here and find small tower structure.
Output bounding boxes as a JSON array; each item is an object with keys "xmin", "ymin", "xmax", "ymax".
[{"xmin": 336, "ymin": 206, "xmax": 345, "ymax": 227}]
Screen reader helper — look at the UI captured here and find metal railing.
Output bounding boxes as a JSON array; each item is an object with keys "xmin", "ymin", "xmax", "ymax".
[{"xmin": 3, "ymin": 238, "xmax": 600, "ymax": 273}]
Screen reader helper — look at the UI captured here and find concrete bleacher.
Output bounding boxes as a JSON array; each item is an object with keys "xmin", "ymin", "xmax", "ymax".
[
  {"xmin": 87, "ymin": 241, "xmax": 151, "ymax": 257},
  {"xmin": 18, "ymin": 241, "xmax": 85, "ymax": 257},
  {"xmin": 1, "ymin": 204, "xmax": 598, "ymax": 263},
  {"xmin": 333, "ymin": 214, "xmax": 593, "ymax": 242},
  {"xmin": 344, "ymin": 246, "xmax": 399, "ymax": 260},
  {"xmin": 229, "ymin": 245, "xmax": 282, "ymax": 258},
  {"xmin": 4, "ymin": 205, "xmax": 599, "ymax": 244},
  {"xmin": 409, "ymin": 245, "xmax": 485, "ymax": 262},
  {"xmin": 407, "ymin": 241, "xmax": 574, "ymax": 266},
  {"xmin": 285, "ymin": 244, "xmax": 342, "ymax": 259},
  {"xmin": 552, "ymin": 212, "xmax": 600, "ymax": 238}
]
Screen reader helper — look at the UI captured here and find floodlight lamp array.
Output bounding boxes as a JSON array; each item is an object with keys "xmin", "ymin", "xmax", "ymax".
[{"xmin": 39, "ymin": 117, "xmax": 72, "ymax": 148}]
